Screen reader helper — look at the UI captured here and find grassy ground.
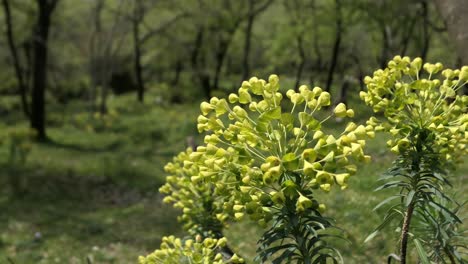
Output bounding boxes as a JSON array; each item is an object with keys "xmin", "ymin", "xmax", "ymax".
[{"xmin": 0, "ymin": 91, "xmax": 466, "ymax": 263}]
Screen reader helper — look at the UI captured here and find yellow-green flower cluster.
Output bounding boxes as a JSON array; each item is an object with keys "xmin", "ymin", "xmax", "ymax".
[
  {"xmin": 195, "ymin": 75, "xmax": 371, "ymax": 221},
  {"xmin": 138, "ymin": 236, "xmax": 243, "ymax": 264},
  {"xmin": 159, "ymin": 148, "xmax": 237, "ymax": 234},
  {"xmin": 5, "ymin": 127, "xmax": 37, "ymax": 162},
  {"xmin": 73, "ymin": 109, "xmax": 119, "ymax": 133},
  {"xmin": 360, "ymin": 56, "xmax": 468, "ymax": 162}
]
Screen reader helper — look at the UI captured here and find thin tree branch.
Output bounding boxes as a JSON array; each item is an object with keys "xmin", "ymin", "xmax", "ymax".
[{"xmin": 139, "ymin": 12, "xmax": 189, "ymax": 45}]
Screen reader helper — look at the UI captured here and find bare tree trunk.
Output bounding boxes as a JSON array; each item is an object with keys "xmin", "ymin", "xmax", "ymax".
[
  {"xmin": 171, "ymin": 59, "xmax": 183, "ymax": 86},
  {"xmin": 338, "ymin": 77, "xmax": 349, "ymax": 105},
  {"xmin": 2, "ymin": 0, "xmax": 30, "ymax": 118},
  {"xmin": 435, "ymin": 0, "xmax": 468, "ymax": 65},
  {"xmin": 242, "ymin": 0, "xmax": 254, "ymax": 81},
  {"xmin": 294, "ymin": 35, "xmax": 305, "ymax": 90},
  {"xmin": 420, "ymin": 0, "xmax": 430, "ymax": 61},
  {"xmin": 379, "ymin": 24, "xmax": 391, "ymax": 69},
  {"xmin": 241, "ymin": 0, "xmax": 274, "ymax": 81},
  {"xmin": 98, "ymin": 0, "xmax": 126, "ymax": 114},
  {"xmin": 309, "ymin": 0, "xmax": 323, "ymax": 85},
  {"xmin": 191, "ymin": 27, "xmax": 212, "ymax": 99},
  {"xmin": 31, "ymin": 0, "xmax": 58, "ymax": 140},
  {"xmin": 213, "ymin": 39, "xmax": 228, "ymax": 91},
  {"xmin": 353, "ymin": 56, "xmax": 365, "ymax": 91},
  {"xmin": 89, "ymin": 0, "xmax": 104, "ymax": 112},
  {"xmin": 325, "ymin": 0, "xmax": 342, "ymax": 93},
  {"xmin": 213, "ymin": 31, "xmax": 236, "ymax": 91},
  {"xmin": 400, "ymin": 16, "xmax": 418, "ymax": 56},
  {"xmin": 23, "ymin": 40, "xmax": 33, "ymax": 90},
  {"xmin": 133, "ymin": 0, "xmax": 145, "ymax": 103}
]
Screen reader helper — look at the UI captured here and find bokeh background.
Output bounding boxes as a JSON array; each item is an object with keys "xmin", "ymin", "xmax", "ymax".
[{"xmin": 0, "ymin": 0, "xmax": 467, "ymax": 263}]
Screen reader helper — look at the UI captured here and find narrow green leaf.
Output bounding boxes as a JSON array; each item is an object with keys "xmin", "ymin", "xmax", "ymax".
[
  {"xmin": 428, "ymin": 201, "xmax": 462, "ymax": 223},
  {"xmin": 413, "ymin": 238, "xmax": 430, "ymax": 264},
  {"xmin": 365, "ymin": 212, "xmax": 398, "ymax": 243},
  {"xmin": 405, "ymin": 190, "xmax": 415, "ymax": 206},
  {"xmin": 373, "ymin": 195, "xmax": 401, "ymax": 211}
]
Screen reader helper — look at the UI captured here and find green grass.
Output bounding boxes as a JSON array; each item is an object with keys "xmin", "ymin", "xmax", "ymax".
[{"xmin": 0, "ymin": 92, "xmax": 466, "ymax": 263}]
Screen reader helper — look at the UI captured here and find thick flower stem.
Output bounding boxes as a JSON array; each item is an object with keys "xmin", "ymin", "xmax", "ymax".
[
  {"xmin": 399, "ymin": 201, "xmax": 415, "ymax": 264},
  {"xmin": 444, "ymin": 248, "xmax": 456, "ymax": 264}
]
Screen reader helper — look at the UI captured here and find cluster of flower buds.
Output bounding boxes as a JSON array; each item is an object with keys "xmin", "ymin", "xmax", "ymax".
[
  {"xmin": 159, "ymin": 148, "xmax": 234, "ymax": 233},
  {"xmin": 5, "ymin": 127, "xmax": 37, "ymax": 155},
  {"xmin": 138, "ymin": 235, "xmax": 243, "ymax": 264},
  {"xmin": 360, "ymin": 56, "xmax": 468, "ymax": 163},
  {"xmin": 193, "ymin": 75, "xmax": 372, "ymax": 221}
]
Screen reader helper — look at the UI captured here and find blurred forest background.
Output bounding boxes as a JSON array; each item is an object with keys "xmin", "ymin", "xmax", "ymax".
[{"xmin": 0, "ymin": 0, "xmax": 467, "ymax": 263}]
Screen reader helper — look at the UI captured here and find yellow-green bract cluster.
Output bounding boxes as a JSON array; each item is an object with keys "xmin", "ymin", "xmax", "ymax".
[
  {"xmin": 4, "ymin": 127, "xmax": 37, "ymax": 158},
  {"xmin": 193, "ymin": 75, "xmax": 372, "ymax": 222},
  {"xmin": 360, "ymin": 56, "xmax": 468, "ymax": 162},
  {"xmin": 72, "ymin": 109, "xmax": 119, "ymax": 133},
  {"xmin": 159, "ymin": 148, "xmax": 235, "ymax": 233},
  {"xmin": 138, "ymin": 236, "xmax": 243, "ymax": 264}
]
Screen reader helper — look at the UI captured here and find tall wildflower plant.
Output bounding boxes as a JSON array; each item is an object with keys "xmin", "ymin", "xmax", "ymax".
[
  {"xmin": 361, "ymin": 56, "xmax": 468, "ymax": 263},
  {"xmin": 155, "ymin": 75, "xmax": 372, "ymax": 263},
  {"xmin": 4, "ymin": 127, "xmax": 36, "ymax": 195},
  {"xmin": 160, "ymin": 149, "xmax": 232, "ymax": 238}
]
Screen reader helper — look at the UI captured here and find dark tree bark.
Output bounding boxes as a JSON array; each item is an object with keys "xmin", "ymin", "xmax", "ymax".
[
  {"xmin": 171, "ymin": 59, "xmax": 183, "ymax": 87},
  {"xmin": 241, "ymin": 0, "xmax": 274, "ymax": 81},
  {"xmin": 2, "ymin": 0, "xmax": 30, "ymax": 117},
  {"xmin": 351, "ymin": 54, "xmax": 365, "ymax": 91},
  {"xmin": 294, "ymin": 35, "xmax": 306, "ymax": 90},
  {"xmin": 88, "ymin": 0, "xmax": 103, "ymax": 112},
  {"xmin": 213, "ymin": 38, "xmax": 229, "ymax": 91},
  {"xmin": 23, "ymin": 40, "xmax": 34, "ymax": 93},
  {"xmin": 191, "ymin": 27, "xmax": 212, "ymax": 99},
  {"xmin": 133, "ymin": 0, "xmax": 145, "ymax": 103},
  {"xmin": 324, "ymin": 0, "xmax": 342, "ymax": 93},
  {"xmin": 241, "ymin": 0, "xmax": 254, "ymax": 81},
  {"xmin": 96, "ymin": 0, "xmax": 126, "ymax": 114},
  {"xmin": 399, "ymin": 15, "xmax": 418, "ymax": 56},
  {"xmin": 337, "ymin": 77, "xmax": 350, "ymax": 105},
  {"xmin": 420, "ymin": 0, "xmax": 430, "ymax": 61},
  {"xmin": 31, "ymin": 0, "xmax": 59, "ymax": 140},
  {"xmin": 213, "ymin": 32, "xmax": 237, "ymax": 91},
  {"xmin": 309, "ymin": 0, "xmax": 324, "ymax": 85},
  {"xmin": 379, "ymin": 24, "xmax": 391, "ymax": 69},
  {"xmin": 435, "ymin": 0, "xmax": 468, "ymax": 65}
]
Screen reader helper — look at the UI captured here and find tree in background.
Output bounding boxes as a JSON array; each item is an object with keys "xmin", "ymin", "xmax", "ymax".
[
  {"xmin": 435, "ymin": 0, "xmax": 468, "ymax": 65},
  {"xmin": 0, "ymin": 0, "xmax": 459, "ymax": 115},
  {"xmin": 1, "ymin": 0, "xmax": 29, "ymax": 118},
  {"xmin": 241, "ymin": 0, "xmax": 274, "ymax": 81},
  {"xmin": 31, "ymin": 0, "xmax": 59, "ymax": 140},
  {"xmin": 88, "ymin": 0, "xmax": 128, "ymax": 114},
  {"xmin": 324, "ymin": 0, "xmax": 342, "ymax": 93}
]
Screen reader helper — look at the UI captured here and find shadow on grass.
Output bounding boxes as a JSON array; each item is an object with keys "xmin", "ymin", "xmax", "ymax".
[
  {"xmin": 42, "ymin": 138, "xmax": 123, "ymax": 153},
  {"xmin": 0, "ymin": 164, "xmax": 182, "ymax": 263}
]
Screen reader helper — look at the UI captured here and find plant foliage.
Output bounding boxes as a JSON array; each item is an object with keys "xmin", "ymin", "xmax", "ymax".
[
  {"xmin": 158, "ymin": 75, "xmax": 372, "ymax": 263},
  {"xmin": 361, "ymin": 56, "xmax": 467, "ymax": 263}
]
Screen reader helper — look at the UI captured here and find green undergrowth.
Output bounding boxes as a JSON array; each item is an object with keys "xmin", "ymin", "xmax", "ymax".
[{"xmin": 0, "ymin": 91, "xmax": 466, "ymax": 263}]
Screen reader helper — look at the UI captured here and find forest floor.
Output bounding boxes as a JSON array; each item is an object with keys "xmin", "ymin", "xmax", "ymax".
[{"xmin": 0, "ymin": 92, "xmax": 466, "ymax": 263}]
